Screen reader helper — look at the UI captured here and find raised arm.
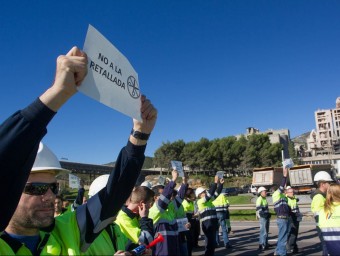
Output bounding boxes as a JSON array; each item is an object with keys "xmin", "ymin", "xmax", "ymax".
[
  {"xmin": 204, "ymin": 175, "xmax": 219, "ymax": 202},
  {"xmin": 76, "ymin": 95, "xmax": 158, "ymax": 251},
  {"xmin": 174, "ymin": 172, "xmax": 189, "ymax": 207},
  {"xmin": 0, "ymin": 46, "xmax": 87, "ymax": 231},
  {"xmin": 215, "ymin": 178, "xmax": 224, "ymax": 198}
]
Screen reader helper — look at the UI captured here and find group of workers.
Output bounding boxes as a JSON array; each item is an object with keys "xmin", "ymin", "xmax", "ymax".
[
  {"xmin": 54, "ymin": 169, "xmax": 234, "ymax": 256},
  {"xmin": 0, "ymin": 45, "xmax": 234, "ymax": 256},
  {"xmin": 256, "ymin": 166, "xmax": 340, "ymax": 256},
  {"xmin": 1, "ymin": 46, "xmax": 340, "ymax": 256}
]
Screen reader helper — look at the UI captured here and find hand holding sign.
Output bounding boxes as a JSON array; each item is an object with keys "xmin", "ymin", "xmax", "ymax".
[
  {"xmin": 282, "ymin": 158, "xmax": 294, "ymax": 169},
  {"xmin": 171, "ymin": 160, "xmax": 184, "ymax": 177},
  {"xmin": 80, "ymin": 25, "xmax": 142, "ymax": 121},
  {"xmin": 172, "ymin": 169, "xmax": 179, "ymax": 182},
  {"xmin": 158, "ymin": 176, "xmax": 165, "ymax": 186},
  {"xmin": 40, "ymin": 47, "xmax": 88, "ymax": 112},
  {"xmin": 216, "ymin": 171, "xmax": 225, "ymax": 179},
  {"xmin": 133, "ymin": 95, "xmax": 158, "ymax": 135}
]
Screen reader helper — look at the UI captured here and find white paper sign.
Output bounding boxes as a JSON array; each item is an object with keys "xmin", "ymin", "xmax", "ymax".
[
  {"xmin": 69, "ymin": 174, "xmax": 80, "ymax": 189},
  {"xmin": 216, "ymin": 171, "xmax": 225, "ymax": 179},
  {"xmin": 171, "ymin": 160, "xmax": 184, "ymax": 177},
  {"xmin": 158, "ymin": 176, "xmax": 165, "ymax": 186},
  {"xmin": 283, "ymin": 158, "xmax": 294, "ymax": 169},
  {"xmin": 80, "ymin": 24, "xmax": 142, "ymax": 121},
  {"xmin": 176, "ymin": 217, "xmax": 189, "ymax": 232}
]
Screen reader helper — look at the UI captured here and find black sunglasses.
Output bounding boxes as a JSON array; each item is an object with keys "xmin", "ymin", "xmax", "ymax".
[{"xmin": 24, "ymin": 182, "xmax": 59, "ymax": 196}]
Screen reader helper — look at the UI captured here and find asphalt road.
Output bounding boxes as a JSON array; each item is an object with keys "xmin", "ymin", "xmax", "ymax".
[{"xmin": 192, "ymin": 219, "xmax": 322, "ymax": 256}]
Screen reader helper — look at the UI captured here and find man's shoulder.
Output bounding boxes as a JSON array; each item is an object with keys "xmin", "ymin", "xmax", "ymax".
[{"xmin": 54, "ymin": 211, "xmax": 77, "ymax": 228}]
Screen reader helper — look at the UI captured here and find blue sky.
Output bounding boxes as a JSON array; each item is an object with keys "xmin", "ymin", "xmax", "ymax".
[{"xmin": 0, "ymin": 1, "xmax": 339, "ymax": 164}]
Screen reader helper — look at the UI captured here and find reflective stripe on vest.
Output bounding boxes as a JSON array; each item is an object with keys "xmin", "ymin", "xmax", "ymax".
[
  {"xmin": 321, "ymin": 227, "xmax": 340, "ymax": 241},
  {"xmin": 157, "ymin": 230, "xmax": 178, "ymax": 237},
  {"xmin": 201, "ymin": 214, "xmax": 218, "ymax": 222},
  {"xmin": 139, "ymin": 230, "xmax": 154, "ymax": 245}
]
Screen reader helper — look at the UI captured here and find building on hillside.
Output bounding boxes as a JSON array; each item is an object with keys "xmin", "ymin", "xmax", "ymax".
[
  {"xmin": 236, "ymin": 127, "xmax": 290, "ymax": 157},
  {"xmin": 305, "ymin": 97, "xmax": 340, "ymax": 156},
  {"xmin": 299, "ymin": 97, "xmax": 340, "ymax": 170}
]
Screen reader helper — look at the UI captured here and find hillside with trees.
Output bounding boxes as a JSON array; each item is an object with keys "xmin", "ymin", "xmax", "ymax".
[{"xmin": 151, "ymin": 133, "xmax": 297, "ymax": 176}]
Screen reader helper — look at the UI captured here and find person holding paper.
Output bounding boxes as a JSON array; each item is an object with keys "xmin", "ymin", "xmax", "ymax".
[
  {"xmin": 0, "ymin": 46, "xmax": 158, "ymax": 255},
  {"xmin": 196, "ymin": 175, "xmax": 223, "ymax": 256},
  {"xmin": 0, "ymin": 46, "xmax": 87, "ymax": 233},
  {"xmin": 212, "ymin": 188, "xmax": 232, "ymax": 249},
  {"xmin": 272, "ymin": 167, "xmax": 290, "ymax": 256},
  {"xmin": 149, "ymin": 170, "xmax": 180, "ymax": 256},
  {"xmin": 172, "ymin": 173, "xmax": 190, "ymax": 256}
]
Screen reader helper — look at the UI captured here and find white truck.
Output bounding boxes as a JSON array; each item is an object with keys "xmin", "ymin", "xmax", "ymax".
[
  {"xmin": 251, "ymin": 167, "xmax": 283, "ymax": 194},
  {"xmin": 288, "ymin": 164, "xmax": 332, "ymax": 194}
]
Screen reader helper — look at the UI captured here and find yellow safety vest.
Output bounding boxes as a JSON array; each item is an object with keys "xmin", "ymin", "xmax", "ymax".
[
  {"xmin": 319, "ymin": 202, "xmax": 340, "ymax": 255},
  {"xmin": 311, "ymin": 193, "xmax": 326, "ymax": 216},
  {"xmin": 212, "ymin": 194, "xmax": 229, "ymax": 212},
  {"xmin": 83, "ymin": 223, "xmax": 128, "ymax": 255},
  {"xmin": 182, "ymin": 199, "xmax": 194, "ymax": 214},
  {"xmin": 115, "ymin": 209, "xmax": 141, "ymax": 244}
]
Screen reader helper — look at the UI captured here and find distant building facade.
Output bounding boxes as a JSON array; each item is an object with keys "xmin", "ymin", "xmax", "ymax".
[
  {"xmin": 236, "ymin": 127, "xmax": 290, "ymax": 157},
  {"xmin": 300, "ymin": 97, "xmax": 340, "ymax": 168}
]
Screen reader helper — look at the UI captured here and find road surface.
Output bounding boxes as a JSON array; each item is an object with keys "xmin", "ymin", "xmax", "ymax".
[{"xmin": 192, "ymin": 219, "xmax": 322, "ymax": 256}]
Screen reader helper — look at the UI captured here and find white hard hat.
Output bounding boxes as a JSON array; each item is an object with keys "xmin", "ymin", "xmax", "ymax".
[
  {"xmin": 88, "ymin": 174, "xmax": 109, "ymax": 198},
  {"xmin": 31, "ymin": 142, "xmax": 69, "ymax": 175},
  {"xmin": 285, "ymin": 186, "xmax": 292, "ymax": 190},
  {"xmin": 257, "ymin": 187, "xmax": 267, "ymax": 194},
  {"xmin": 314, "ymin": 171, "xmax": 333, "ymax": 182},
  {"xmin": 141, "ymin": 181, "xmax": 152, "ymax": 189},
  {"xmin": 195, "ymin": 187, "xmax": 206, "ymax": 198}
]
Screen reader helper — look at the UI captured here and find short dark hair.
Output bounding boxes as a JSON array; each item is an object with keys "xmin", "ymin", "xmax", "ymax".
[{"xmin": 130, "ymin": 186, "xmax": 155, "ymax": 203}]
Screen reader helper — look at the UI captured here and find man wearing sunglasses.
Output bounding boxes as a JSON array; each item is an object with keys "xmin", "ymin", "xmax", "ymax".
[{"xmin": 0, "ymin": 46, "xmax": 158, "ymax": 255}]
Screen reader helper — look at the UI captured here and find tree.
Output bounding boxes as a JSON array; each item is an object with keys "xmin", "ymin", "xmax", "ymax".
[
  {"xmin": 261, "ymin": 143, "xmax": 283, "ymax": 167},
  {"xmin": 244, "ymin": 134, "xmax": 272, "ymax": 168},
  {"xmin": 181, "ymin": 138, "xmax": 212, "ymax": 174},
  {"xmin": 154, "ymin": 140, "xmax": 185, "ymax": 171},
  {"xmin": 181, "ymin": 141, "xmax": 200, "ymax": 170},
  {"xmin": 288, "ymin": 140, "xmax": 301, "ymax": 165},
  {"xmin": 209, "ymin": 137, "xmax": 239, "ymax": 174}
]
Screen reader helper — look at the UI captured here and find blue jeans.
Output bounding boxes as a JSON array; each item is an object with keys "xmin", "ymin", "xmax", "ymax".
[
  {"xmin": 215, "ymin": 212, "xmax": 229, "ymax": 246},
  {"xmin": 259, "ymin": 217, "xmax": 270, "ymax": 246},
  {"xmin": 275, "ymin": 218, "xmax": 289, "ymax": 256}
]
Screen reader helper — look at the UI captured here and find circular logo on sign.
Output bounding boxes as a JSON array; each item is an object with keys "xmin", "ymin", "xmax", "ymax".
[{"xmin": 127, "ymin": 76, "xmax": 140, "ymax": 99}]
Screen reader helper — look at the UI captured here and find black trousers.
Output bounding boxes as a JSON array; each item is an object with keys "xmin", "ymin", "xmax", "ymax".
[
  {"xmin": 287, "ymin": 217, "xmax": 300, "ymax": 250},
  {"xmin": 202, "ymin": 223, "xmax": 217, "ymax": 256}
]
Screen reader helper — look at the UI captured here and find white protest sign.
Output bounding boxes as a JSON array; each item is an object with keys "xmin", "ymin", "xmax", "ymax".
[
  {"xmin": 69, "ymin": 174, "xmax": 80, "ymax": 189},
  {"xmin": 80, "ymin": 24, "xmax": 142, "ymax": 121},
  {"xmin": 283, "ymin": 158, "xmax": 294, "ymax": 169},
  {"xmin": 158, "ymin": 176, "xmax": 166, "ymax": 186},
  {"xmin": 176, "ymin": 217, "xmax": 189, "ymax": 232},
  {"xmin": 171, "ymin": 160, "xmax": 184, "ymax": 177},
  {"xmin": 216, "ymin": 171, "xmax": 225, "ymax": 179}
]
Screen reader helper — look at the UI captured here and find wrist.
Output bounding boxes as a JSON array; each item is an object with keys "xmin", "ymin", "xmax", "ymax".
[
  {"xmin": 39, "ymin": 87, "xmax": 75, "ymax": 112},
  {"xmin": 129, "ymin": 135, "xmax": 147, "ymax": 146},
  {"xmin": 131, "ymin": 128, "xmax": 150, "ymax": 140}
]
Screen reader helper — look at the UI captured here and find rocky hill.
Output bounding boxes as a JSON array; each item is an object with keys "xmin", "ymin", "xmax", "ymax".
[{"xmin": 291, "ymin": 132, "xmax": 310, "ymax": 148}]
